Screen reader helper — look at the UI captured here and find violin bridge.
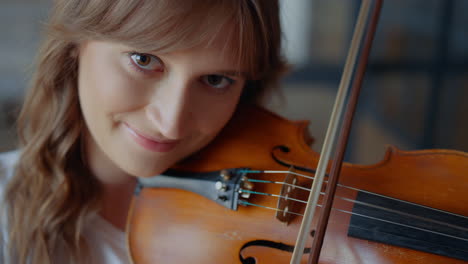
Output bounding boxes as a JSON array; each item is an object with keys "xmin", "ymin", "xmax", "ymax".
[{"xmin": 276, "ymin": 169, "xmax": 298, "ymax": 225}]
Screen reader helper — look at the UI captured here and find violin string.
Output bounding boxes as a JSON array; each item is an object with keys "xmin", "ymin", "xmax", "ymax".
[
  {"xmin": 240, "ymin": 189, "xmax": 308, "ymax": 204},
  {"xmin": 244, "ymin": 170, "xmax": 468, "ymax": 220},
  {"xmin": 338, "ymin": 183, "xmax": 467, "ymax": 219},
  {"xmin": 247, "ymin": 179, "xmax": 312, "ymax": 192},
  {"xmin": 244, "ymin": 170, "xmax": 315, "ymax": 180},
  {"xmin": 332, "ymin": 208, "xmax": 468, "ymax": 243},
  {"xmin": 342, "ymin": 196, "xmax": 468, "ymax": 232},
  {"xmin": 238, "ymin": 200, "xmax": 304, "ymax": 217},
  {"xmin": 346, "ymin": 224, "xmax": 468, "ymax": 253},
  {"xmin": 245, "ymin": 178, "xmax": 468, "ymax": 232},
  {"xmin": 239, "ymin": 187, "xmax": 468, "ymax": 233},
  {"xmin": 238, "ymin": 192, "xmax": 468, "ymax": 243}
]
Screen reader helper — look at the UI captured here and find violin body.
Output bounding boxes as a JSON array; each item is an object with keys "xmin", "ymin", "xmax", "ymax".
[{"xmin": 126, "ymin": 106, "xmax": 468, "ymax": 264}]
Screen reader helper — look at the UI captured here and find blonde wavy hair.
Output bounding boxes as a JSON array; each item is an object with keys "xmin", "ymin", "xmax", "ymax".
[{"xmin": 3, "ymin": 0, "xmax": 286, "ymax": 263}]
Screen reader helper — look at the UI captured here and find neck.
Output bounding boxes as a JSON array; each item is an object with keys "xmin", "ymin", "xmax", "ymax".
[
  {"xmin": 82, "ymin": 132, "xmax": 137, "ymax": 231},
  {"xmin": 99, "ymin": 178, "xmax": 137, "ymax": 231}
]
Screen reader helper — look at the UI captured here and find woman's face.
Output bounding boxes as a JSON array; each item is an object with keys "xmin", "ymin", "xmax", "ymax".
[{"xmin": 78, "ymin": 40, "xmax": 246, "ymax": 178}]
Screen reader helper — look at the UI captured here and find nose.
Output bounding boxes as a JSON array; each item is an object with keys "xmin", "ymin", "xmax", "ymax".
[{"xmin": 145, "ymin": 77, "xmax": 194, "ymax": 140}]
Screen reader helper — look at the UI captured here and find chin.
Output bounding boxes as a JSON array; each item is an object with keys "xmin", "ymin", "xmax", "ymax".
[
  {"xmin": 131, "ymin": 165, "xmax": 168, "ymax": 178},
  {"xmin": 113, "ymin": 158, "xmax": 160, "ymax": 178}
]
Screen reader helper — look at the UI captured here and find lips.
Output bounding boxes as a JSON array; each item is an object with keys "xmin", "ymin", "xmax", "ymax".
[{"xmin": 123, "ymin": 123, "xmax": 180, "ymax": 152}]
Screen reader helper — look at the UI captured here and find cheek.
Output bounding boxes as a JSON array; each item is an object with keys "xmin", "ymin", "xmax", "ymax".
[
  {"xmin": 79, "ymin": 56, "xmax": 147, "ymax": 120},
  {"xmin": 197, "ymin": 95, "xmax": 241, "ymax": 136}
]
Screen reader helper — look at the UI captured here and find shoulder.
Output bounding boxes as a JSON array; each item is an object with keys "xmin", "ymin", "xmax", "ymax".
[{"xmin": 0, "ymin": 150, "xmax": 21, "ymax": 190}]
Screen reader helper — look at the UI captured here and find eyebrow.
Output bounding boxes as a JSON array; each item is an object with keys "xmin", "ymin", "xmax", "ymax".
[{"xmin": 216, "ymin": 70, "xmax": 248, "ymax": 78}]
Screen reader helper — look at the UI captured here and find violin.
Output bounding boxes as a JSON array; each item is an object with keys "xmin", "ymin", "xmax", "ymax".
[
  {"xmin": 126, "ymin": 104, "xmax": 468, "ymax": 264},
  {"xmin": 126, "ymin": 0, "xmax": 468, "ymax": 263}
]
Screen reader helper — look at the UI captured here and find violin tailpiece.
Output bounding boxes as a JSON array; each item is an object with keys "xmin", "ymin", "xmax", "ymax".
[{"xmin": 136, "ymin": 168, "xmax": 252, "ymax": 211}]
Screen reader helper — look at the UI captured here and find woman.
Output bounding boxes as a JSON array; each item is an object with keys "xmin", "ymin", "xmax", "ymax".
[{"xmin": 0, "ymin": 0, "xmax": 286, "ymax": 263}]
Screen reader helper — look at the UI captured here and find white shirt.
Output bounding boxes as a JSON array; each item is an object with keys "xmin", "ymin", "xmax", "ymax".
[{"xmin": 0, "ymin": 150, "xmax": 130, "ymax": 264}]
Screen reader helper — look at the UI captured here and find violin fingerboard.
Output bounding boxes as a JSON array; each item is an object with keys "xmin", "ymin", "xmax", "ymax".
[{"xmin": 348, "ymin": 191, "xmax": 468, "ymax": 261}]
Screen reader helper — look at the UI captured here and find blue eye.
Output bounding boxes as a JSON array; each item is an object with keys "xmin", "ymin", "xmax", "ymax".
[
  {"xmin": 201, "ymin": 75, "xmax": 234, "ymax": 90},
  {"xmin": 129, "ymin": 53, "xmax": 163, "ymax": 72}
]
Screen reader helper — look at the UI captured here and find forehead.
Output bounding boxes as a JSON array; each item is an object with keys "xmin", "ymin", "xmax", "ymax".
[
  {"xmin": 159, "ymin": 49, "xmax": 240, "ymax": 77},
  {"xmin": 132, "ymin": 23, "xmax": 246, "ymax": 78},
  {"xmin": 163, "ymin": 27, "xmax": 241, "ymax": 67},
  {"xmin": 112, "ymin": 1, "xmax": 239, "ymax": 51},
  {"xmin": 89, "ymin": 0, "xmax": 256, "ymax": 78}
]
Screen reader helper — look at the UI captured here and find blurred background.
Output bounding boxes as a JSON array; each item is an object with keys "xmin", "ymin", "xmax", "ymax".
[{"xmin": 0, "ymin": 0, "xmax": 467, "ymax": 165}]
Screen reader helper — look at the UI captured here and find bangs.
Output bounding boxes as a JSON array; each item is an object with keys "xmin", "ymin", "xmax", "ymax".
[{"xmin": 60, "ymin": 0, "xmax": 268, "ymax": 80}]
